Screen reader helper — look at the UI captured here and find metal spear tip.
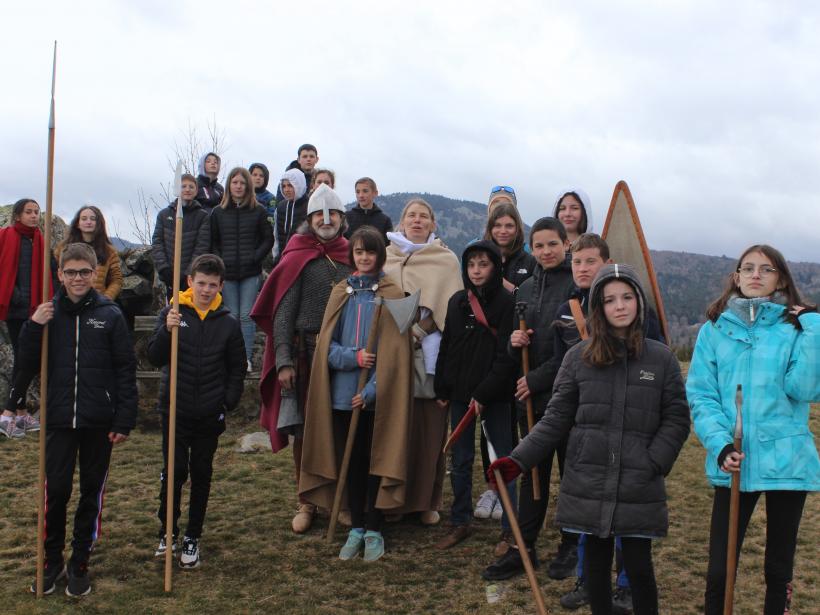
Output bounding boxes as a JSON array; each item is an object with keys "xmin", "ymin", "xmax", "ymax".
[{"xmin": 481, "ymin": 421, "xmax": 498, "ymax": 463}]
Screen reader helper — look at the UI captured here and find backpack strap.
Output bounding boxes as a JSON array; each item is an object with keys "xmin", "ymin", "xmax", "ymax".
[
  {"xmin": 569, "ymin": 298, "xmax": 589, "ymax": 340},
  {"xmin": 467, "ymin": 290, "xmax": 497, "ymax": 337}
]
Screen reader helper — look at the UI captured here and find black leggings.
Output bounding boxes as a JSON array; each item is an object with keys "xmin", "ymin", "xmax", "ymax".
[
  {"xmin": 704, "ymin": 488, "xmax": 806, "ymax": 615},
  {"xmin": 5, "ymin": 318, "xmax": 36, "ymax": 412},
  {"xmin": 585, "ymin": 535, "xmax": 657, "ymax": 615},
  {"xmin": 333, "ymin": 410, "xmax": 382, "ymax": 532}
]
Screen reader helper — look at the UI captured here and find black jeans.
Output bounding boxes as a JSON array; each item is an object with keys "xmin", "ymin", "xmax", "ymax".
[
  {"xmin": 44, "ymin": 428, "xmax": 113, "ymax": 566},
  {"xmin": 5, "ymin": 318, "xmax": 36, "ymax": 412},
  {"xmin": 157, "ymin": 414, "xmax": 222, "ymax": 539},
  {"xmin": 333, "ymin": 410, "xmax": 382, "ymax": 532},
  {"xmin": 704, "ymin": 488, "xmax": 806, "ymax": 615},
  {"xmin": 585, "ymin": 535, "xmax": 657, "ymax": 615}
]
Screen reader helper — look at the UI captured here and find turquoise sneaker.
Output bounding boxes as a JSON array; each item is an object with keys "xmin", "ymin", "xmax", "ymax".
[
  {"xmin": 363, "ymin": 531, "xmax": 385, "ymax": 562},
  {"xmin": 338, "ymin": 529, "xmax": 364, "ymax": 560}
]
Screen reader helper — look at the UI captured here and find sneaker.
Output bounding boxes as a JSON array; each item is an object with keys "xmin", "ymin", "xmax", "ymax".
[
  {"xmin": 784, "ymin": 581, "xmax": 793, "ymax": 614},
  {"xmin": 65, "ymin": 561, "xmax": 91, "ymax": 597},
  {"xmin": 474, "ymin": 489, "xmax": 497, "ymax": 519},
  {"xmin": 560, "ymin": 578, "xmax": 589, "ymax": 610},
  {"xmin": 420, "ymin": 510, "xmax": 440, "ymax": 526},
  {"xmin": 490, "ymin": 496, "xmax": 504, "ymax": 520},
  {"xmin": 339, "ymin": 529, "xmax": 365, "ymax": 560},
  {"xmin": 481, "ymin": 546, "xmax": 539, "ymax": 581},
  {"xmin": 292, "ymin": 503, "xmax": 317, "ymax": 533},
  {"xmin": 363, "ymin": 531, "xmax": 385, "ymax": 562},
  {"xmin": 548, "ymin": 541, "xmax": 578, "ymax": 580},
  {"xmin": 179, "ymin": 536, "xmax": 200, "ymax": 569},
  {"xmin": 434, "ymin": 524, "xmax": 474, "ymax": 550},
  {"xmin": 494, "ymin": 529, "xmax": 513, "ymax": 558},
  {"xmin": 29, "ymin": 561, "xmax": 66, "ymax": 594},
  {"xmin": 0, "ymin": 417, "xmax": 25, "ymax": 439},
  {"xmin": 17, "ymin": 413, "xmax": 40, "ymax": 432},
  {"xmin": 611, "ymin": 586, "xmax": 633, "ymax": 615},
  {"xmin": 155, "ymin": 535, "xmax": 178, "ymax": 557}
]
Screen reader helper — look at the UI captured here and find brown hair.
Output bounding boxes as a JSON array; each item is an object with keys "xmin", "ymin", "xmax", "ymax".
[
  {"xmin": 706, "ymin": 244, "xmax": 811, "ymax": 328},
  {"xmin": 570, "ymin": 233, "xmax": 609, "ymax": 260},
  {"xmin": 348, "ymin": 226, "xmax": 387, "ymax": 272},
  {"xmin": 355, "ymin": 177, "xmax": 378, "ymax": 192},
  {"xmin": 181, "ymin": 173, "xmax": 197, "ymax": 186},
  {"xmin": 12, "ymin": 198, "xmax": 39, "ymax": 222},
  {"xmin": 59, "ymin": 242, "xmax": 98, "ymax": 269},
  {"xmin": 66, "ymin": 205, "xmax": 114, "ymax": 264},
  {"xmin": 190, "ymin": 253, "xmax": 226, "ymax": 281},
  {"xmin": 553, "ymin": 191, "xmax": 589, "ymax": 235},
  {"xmin": 582, "ymin": 278, "xmax": 644, "ymax": 367},
  {"xmin": 220, "ymin": 167, "xmax": 257, "ymax": 209},
  {"xmin": 483, "ymin": 202, "xmax": 525, "ymax": 255},
  {"xmin": 311, "ymin": 168, "xmax": 336, "ymax": 189}
]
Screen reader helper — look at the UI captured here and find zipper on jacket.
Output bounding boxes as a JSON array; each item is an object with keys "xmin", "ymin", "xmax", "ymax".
[{"xmin": 73, "ymin": 315, "xmax": 80, "ymax": 428}]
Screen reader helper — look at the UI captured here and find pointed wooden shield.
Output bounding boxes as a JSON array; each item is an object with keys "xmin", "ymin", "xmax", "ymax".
[{"xmin": 601, "ymin": 180, "xmax": 670, "ymax": 343}]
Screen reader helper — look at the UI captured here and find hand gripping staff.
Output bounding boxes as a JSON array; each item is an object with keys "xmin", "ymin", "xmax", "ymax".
[
  {"xmin": 164, "ymin": 161, "xmax": 185, "ymax": 592},
  {"xmin": 326, "ymin": 291, "xmax": 420, "ymax": 542},
  {"xmin": 515, "ymin": 302, "xmax": 540, "ymax": 501},
  {"xmin": 483, "ymin": 422, "xmax": 547, "ymax": 615},
  {"xmin": 35, "ymin": 41, "xmax": 57, "ymax": 599},
  {"xmin": 724, "ymin": 384, "xmax": 744, "ymax": 614}
]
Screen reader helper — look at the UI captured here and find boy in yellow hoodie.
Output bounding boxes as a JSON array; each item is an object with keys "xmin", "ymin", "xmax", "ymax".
[{"xmin": 147, "ymin": 254, "xmax": 247, "ymax": 568}]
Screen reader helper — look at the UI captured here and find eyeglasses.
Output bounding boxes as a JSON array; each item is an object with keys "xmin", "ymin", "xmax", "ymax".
[
  {"xmin": 62, "ymin": 268, "xmax": 94, "ymax": 280},
  {"xmin": 490, "ymin": 185, "xmax": 515, "ymax": 195},
  {"xmin": 737, "ymin": 265, "xmax": 777, "ymax": 278}
]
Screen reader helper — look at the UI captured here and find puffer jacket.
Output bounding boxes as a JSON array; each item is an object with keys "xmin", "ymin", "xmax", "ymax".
[
  {"xmin": 502, "ymin": 247, "xmax": 536, "ymax": 291},
  {"xmin": 17, "ymin": 288, "xmax": 138, "ymax": 434},
  {"xmin": 210, "ymin": 202, "xmax": 274, "ymax": 280},
  {"xmin": 687, "ymin": 300, "xmax": 820, "ymax": 492},
  {"xmin": 434, "ymin": 241, "xmax": 517, "ymax": 404},
  {"xmin": 511, "ymin": 338, "xmax": 690, "ymax": 537},
  {"xmin": 148, "ymin": 294, "xmax": 247, "ymax": 419},
  {"xmin": 8, "ymin": 235, "xmax": 34, "ymax": 320},
  {"xmin": 151, "ymin": 199, "xmax": 211, "ymax": 286}
]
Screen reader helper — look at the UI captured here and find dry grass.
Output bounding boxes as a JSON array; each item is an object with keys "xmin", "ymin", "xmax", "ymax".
[{"xmin": 0, "ymin": 399, "xmax": 817, "ymax": 614}]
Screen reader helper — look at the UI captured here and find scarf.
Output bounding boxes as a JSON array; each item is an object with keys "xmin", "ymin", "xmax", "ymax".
[{"xmin": 0, "ymin": 222, "xmax": 47, "ymax": 320}]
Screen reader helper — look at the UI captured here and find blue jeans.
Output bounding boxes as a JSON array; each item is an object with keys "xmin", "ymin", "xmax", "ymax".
[
  {"xmin": 222, "ymin": 275, "xmax": 259, "ymax": 361},
  {"xmin": 449, "ymin": 400, "xmax": 517, "ymax": 529},
  {"xmin": 577, "ymin": 534, "xmax": 630, "ymax": 588}
]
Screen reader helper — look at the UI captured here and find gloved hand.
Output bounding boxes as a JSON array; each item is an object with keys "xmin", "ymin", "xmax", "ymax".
[{"xmin": 487, "ymin": 457, "xmax": 522, "ymax": 491}]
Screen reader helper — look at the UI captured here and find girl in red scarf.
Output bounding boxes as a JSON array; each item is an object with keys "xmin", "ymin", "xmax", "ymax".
[{"xmin": 0, "ymin": 199, "xmax": 53, "ymax": 438}]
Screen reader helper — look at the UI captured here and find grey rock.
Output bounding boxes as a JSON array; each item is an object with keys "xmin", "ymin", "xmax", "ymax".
[{"xmin": 235, "ymin": 431, "xmax": 272, "ymax": 453}]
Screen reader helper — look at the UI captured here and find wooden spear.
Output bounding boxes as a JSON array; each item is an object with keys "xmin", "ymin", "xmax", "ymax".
[
  {"xmin": 515, "ymin": 302, "xmax": 540, "ymax": 501},
  {"xmin": 483, "ymin": 422, "xmax": 547, "ymax": 615},
  {"xmin": 164, "ymin": 162, "xmax": 184, "ymax": 592},
  {"xmin": 35, "ymin": 40, "xmax": 57, "ymax": 599},
  {"xmin": 724, "ymin": 384, "xmax": 744, "ymax": 614}
]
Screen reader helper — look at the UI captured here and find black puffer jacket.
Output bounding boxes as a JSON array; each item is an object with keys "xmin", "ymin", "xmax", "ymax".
[
  {"xmin": 434, "ymin": 241, "xmax": 517, "ymax": 404},
  {"xmin": 210, "ymin": 203, "xmax": 274, "ymax": 280},
  {"xmin": 196, "ymin": 175, "xmax": 224, "ymax": 213},
  {"xmin": 151, "ymin": 199, "xmax": 211, "ymax": 286},
  {"xmin": 501, "ymin": 248, "xmax": 536, "ymax": 291},
  {"xmin": 344, "ymin": 205, "xmax": 393, "ymax": 242},
  {"xmin": 274, "ymin": 195, "xmax": 309, "ymax": 257},
  {"xmin": 510, "ymin": 259, "xmax": 575, "ymax": 413},
  {"xmin": 8, "ymin": 236, "xmax": 33, "ymax": 320},
  {"xmin": 18, "ymin": 288, "xmax": 138, "ymax": 434},
  {"xmin": 148, "ymin": 301, "xmax": 247, "ymax": 419}
]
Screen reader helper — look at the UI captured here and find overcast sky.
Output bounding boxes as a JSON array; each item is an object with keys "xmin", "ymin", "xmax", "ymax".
[{"xmin": 3, "ymin": 1, "xmax": 819, "ymax": 261}]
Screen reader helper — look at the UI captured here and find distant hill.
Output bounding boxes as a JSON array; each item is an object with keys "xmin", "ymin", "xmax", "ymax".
[
  {"xmin": 359, "ymin": 193, "xmax": 820, "ymax": 347},
  {"xmin": 111, "ymin": 236, "xmax": 141, "ymax": 251}
]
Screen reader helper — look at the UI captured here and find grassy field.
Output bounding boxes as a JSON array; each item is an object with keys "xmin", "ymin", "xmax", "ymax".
[{"xmin": 0, "ymin": 402, "xmax": 817, "ymax": 614}]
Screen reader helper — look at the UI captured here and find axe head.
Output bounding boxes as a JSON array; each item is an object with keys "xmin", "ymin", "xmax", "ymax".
[{"xmin": 379, "ymin": 290, "xmax": 420, "ymax": 335}]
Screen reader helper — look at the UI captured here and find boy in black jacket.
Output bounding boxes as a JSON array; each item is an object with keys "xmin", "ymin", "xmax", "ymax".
[
  {"xmin": 433, "ymin": 241, "xmax": 517, "ymax": 552},
  {"xmin": 147, "ymin": 254, "xmax": 247, "ymax": 568},
  {"xmin": 344, "ymin": 177, "xmax": 393, "ymax": 242},
  {"xmin": 21, "ymin": 242, "xmax": 137, "ymax": 597}
]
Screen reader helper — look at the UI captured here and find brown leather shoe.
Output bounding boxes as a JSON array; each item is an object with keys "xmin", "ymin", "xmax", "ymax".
[
  {"xmin": 292, "ymin": 503, "xmax": 317, "ymax": 533},
  {"xmin": 435, "ymin": 525, "xmax": 474, "ymax": 550},
  {"xmin": 494, "ymin": 529, "xmax": 513, "ymax": 557}
]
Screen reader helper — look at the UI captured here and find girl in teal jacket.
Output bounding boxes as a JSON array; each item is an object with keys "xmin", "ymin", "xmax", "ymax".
[{"xmin": 687, "ymin": 244, "xmax": 819, "ymax": 615}]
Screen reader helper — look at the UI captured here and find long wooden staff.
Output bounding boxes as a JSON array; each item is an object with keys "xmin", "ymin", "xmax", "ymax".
[
  {"xmin": 483, "ymin": 422, "xmax": 547, "ymax": 615},
  {"xmin": 514, "ymin": 302, "xmax": 540, "ymax": 501},
  {"xmin": 724, "ymin": 384, "xmax": 744, "ymax": 614},
  {"xmin": 326, "ymin": 302, "xmax": 383, "ymax": 543},
  {"xmin": 35, "ymin": 41, "xmax": 57, "ymax": 599},
  {"xmin": 164, "ymin": 162, "xmax": 184, "ymax": 592}
]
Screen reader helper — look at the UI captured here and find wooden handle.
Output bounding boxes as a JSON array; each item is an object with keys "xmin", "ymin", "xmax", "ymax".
[
  {"xmin": 723, "ymin": 437, "xmax": 743, "ymax": 614},
  {"xmin": 518, "ymin": 318, "xmax": 541, "ymax": 501}
]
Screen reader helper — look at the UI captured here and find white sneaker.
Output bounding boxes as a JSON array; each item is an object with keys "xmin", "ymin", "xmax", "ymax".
[
  {"xmin": 474, "ymin": 489, "xmax": 497, "ymax": 519},
  {"xmin": 491, "ymin": 497, "xmax": 504, "ymax": 520},
  {"xmin": 179, "ymin": 536, "xmax": 200, "ymax": 568},
  {"xmin": 155, "ymin": 535, "xmax": 177, "ymax": 557}
]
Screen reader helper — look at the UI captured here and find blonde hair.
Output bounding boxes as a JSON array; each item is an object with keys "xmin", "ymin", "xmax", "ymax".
[
  {"xmin": 220, "ymin": 167, "xmax": 257, "ymax": 209},
  {"xmin": 398, "ymin": 198, "xmax": 436, "ymax": 233}
]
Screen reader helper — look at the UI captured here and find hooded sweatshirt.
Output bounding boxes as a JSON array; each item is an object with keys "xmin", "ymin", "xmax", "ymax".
[
  {"xmin": 434, "ymin": 241, "xmax": 517, "ymax": 404},
  {"xmin": 553, "ymin": 188, "xmax": 593, "ymax": 236},
  {"xmin": 274, "ymin": 168, "xmax": 309, "ymax": 258},
  {"xmin": 196, "ymin": 151, "xmax": 225, "ymax": 213},
  {"xmin": 249, "ymin": 162, "xmax": 275, "ymax": 211}
]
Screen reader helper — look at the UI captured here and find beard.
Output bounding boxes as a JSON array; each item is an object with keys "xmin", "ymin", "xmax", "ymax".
[{"xmin": 314, "ymin": 224, "xmax": 340, "ymax": 241}]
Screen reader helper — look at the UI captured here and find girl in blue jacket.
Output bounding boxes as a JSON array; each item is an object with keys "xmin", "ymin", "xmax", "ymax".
[{"xmin": 687, "ymin": 244, "xmax": 820, "ymax": 615}]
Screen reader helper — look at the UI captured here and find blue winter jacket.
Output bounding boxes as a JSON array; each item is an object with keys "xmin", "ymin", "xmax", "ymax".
[
  {"xmin": 327, "ymin": 273, "xmax": 379, "ymax": 410},
  {"xmin": 687, "ymin": 301, "xmax": 820, "ymax": 492}
]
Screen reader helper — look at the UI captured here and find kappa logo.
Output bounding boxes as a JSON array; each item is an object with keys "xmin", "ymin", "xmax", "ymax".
[
  {"xmin": 639, "ymin": 370, "xmax": 655, "ymax": 381},
  {"xmin": 179, "ymin": 321, "xmax": 189, "ymax": 327},
  {"xmin": 86, "ymin": 318, "xmax": 106, "ymax": 329}
]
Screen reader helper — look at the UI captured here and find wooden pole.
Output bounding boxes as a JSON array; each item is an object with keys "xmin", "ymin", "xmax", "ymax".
[
  {"xmin": 164, "ymin": 163, "xmax": 184, "ymax": 592},
  {"xmin": 35, "ymin": 41, "xmax": 57, "ymax": 599},
  {"xmin": 515, "ymin": 303, "xmax": 540, "ymax": 501},
  {"xmin": 326, "ymin": 303, "xmax": 383, "ymax": 543},
  {"xmin": 724, "ymin": 384, "xmax": 744, "ymax": 614},
  {"xmin": 483, "ymin": 422, "xmax": 547, "ymax": 615}
]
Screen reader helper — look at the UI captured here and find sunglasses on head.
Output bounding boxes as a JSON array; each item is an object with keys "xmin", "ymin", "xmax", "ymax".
[{"xmin": 490, "ymin": 185, "xmax": 515, "ymax": 195}]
